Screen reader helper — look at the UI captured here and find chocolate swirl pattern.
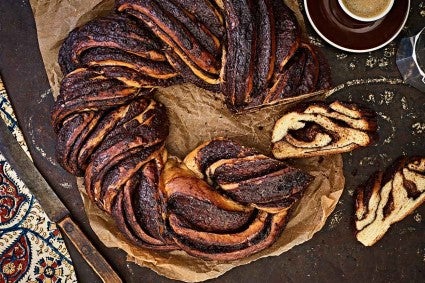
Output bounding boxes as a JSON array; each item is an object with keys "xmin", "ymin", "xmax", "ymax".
[
  {"xmin": 115, "ymin": 0, "xmax": 223, "ymax": 92},
  {"xmin": 355, "ymin": 157, "xmax": 425, "ymax": 246},
  {"xmin": 57, "ymin": 0, "xmax": 331, "ymax": 111},
  {"xmin": 58, "ymin": 13, "xmax": 181, "ymax": 86},
  {"xmin": 163, "ymin": 139, "xmax": 313, "ymax": 260},
  {"xmin": 271, "ymin": 101, "xmax": 378, "ymax": 159},
  {"xmin": 52, "ymin": 0, "xmax": 325, "ymax": 261},
  {"xmin": 51, "ymin": 66, "xmax": 165, "ymax": 176}
]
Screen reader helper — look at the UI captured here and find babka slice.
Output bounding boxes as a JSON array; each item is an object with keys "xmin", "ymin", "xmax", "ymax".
[
  {"xmin": 355, "ymin": 157, "xmax": 425, "ymax": 246},
  {"xmin": 272, "ymin": 100, "xmax": 377, "ymax": 159}
]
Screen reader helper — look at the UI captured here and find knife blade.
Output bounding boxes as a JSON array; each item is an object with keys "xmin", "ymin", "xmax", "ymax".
[{"xmin": 0, "ymin": 118, "xmax": 122, "ymax": 283}]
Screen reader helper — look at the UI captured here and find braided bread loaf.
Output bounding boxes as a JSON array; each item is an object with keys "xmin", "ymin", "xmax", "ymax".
[{"xmin": 52, "ymin": 0, "xmax": 327, "ymax": 261}]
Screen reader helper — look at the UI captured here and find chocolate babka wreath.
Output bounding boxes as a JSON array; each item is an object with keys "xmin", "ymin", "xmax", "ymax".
[{"xmin": 51, "ymin": 0, "xmax": 354, "ymax": 277}]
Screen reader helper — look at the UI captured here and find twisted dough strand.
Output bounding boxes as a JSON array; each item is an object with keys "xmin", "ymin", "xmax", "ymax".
[
  {"xmin": 59, "ymin": 13, "xmax": 180, "ymax": 83},
  {"xmin": 163, "ymin": 138, "xmax": 313, "ymax": 260}
]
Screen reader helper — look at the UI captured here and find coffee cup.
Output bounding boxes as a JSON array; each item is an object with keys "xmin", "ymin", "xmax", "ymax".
[{"xmin": 338, "ymin": 0, "xmax": 395, "ymax": 22}]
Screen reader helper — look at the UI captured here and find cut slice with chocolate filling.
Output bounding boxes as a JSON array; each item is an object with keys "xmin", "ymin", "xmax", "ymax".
[
  {"xmin": 355, "ymin": 157, "xmax": 425, "ymax": 246},
  {"xmin": 272, "ymin": 100, "xmax": 377, "ymax": 159}
]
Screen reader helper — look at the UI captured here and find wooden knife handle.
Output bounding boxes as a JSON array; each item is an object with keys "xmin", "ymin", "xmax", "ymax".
[{"xmin": 58, "ymin": 216, "xmax": 122, "ymax": 283}]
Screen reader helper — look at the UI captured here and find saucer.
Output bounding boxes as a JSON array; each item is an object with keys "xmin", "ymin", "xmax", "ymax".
[{"xmin": 304, "ymin": 0, "xmax": 410, "ymax": 53}]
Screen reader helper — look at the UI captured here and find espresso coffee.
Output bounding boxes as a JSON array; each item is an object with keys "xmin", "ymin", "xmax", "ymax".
[{"xmin": 340, "ymin": 0, "xmax": 392, "ymax": 19}]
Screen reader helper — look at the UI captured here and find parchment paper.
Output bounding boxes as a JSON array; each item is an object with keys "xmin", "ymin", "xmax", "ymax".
[{"xmin": 29, "ymin": 0, "xmax": 345, "ymax": 281}]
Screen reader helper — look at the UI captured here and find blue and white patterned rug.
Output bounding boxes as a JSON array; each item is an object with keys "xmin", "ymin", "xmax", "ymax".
[{"xmin": 0, "ymin": 78, "xmax": 77, "ymax": 282}]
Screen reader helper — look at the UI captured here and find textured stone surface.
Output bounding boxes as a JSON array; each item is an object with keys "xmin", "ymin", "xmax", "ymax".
[{"xmin": 0, "ymin": 0, "xmax": 423, "ymax": 282}]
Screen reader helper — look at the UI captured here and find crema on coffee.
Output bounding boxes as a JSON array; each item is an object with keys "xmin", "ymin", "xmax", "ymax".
[{"xmin": 341, "ymin": 0, "xmax": 392, "ymax": 19}]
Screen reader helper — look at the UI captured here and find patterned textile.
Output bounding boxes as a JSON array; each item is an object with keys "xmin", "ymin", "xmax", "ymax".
[{"xmin": 0, "ymin": 78, "xmax": 77, "ymax": 282}]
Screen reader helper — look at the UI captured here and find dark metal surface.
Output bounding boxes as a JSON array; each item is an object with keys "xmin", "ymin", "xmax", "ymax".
[
  {"xmin": 0, "ymin": 0, "xmax": 423, "ymax": 282},
  {"xmin": 0, "ymin": 118, "xmax": 69, "ymax": 222}
]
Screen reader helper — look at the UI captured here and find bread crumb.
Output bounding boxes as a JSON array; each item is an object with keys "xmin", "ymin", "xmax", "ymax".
[
  {"xmin": 413, "ymin": 213, "xmax": 422, "ymax": 223},
  {"xmin": 378, "ymin": 112, "xmax": 395, "ymax": 144},
  {"xmin": 359, "ymin": 156, "xmax": 377, "ymax": 166},
  {"xmin": 382, "ymin": 90, "xmax": 395, "ymax": 105},
  {"xmin": 336, "ymin": 53, "xmax": 348, "ymax": 60},
  {"xmin": 383, "ymin": 46, "xmax": 396, "ymax": 58},
  {"xmin": 420, "ymin": 1, "xmax": 425, "ymax": 17},
  {"xmin": 401, "ymin": 96, "xmax": 408, "ymax": 110},
  {"xmin": 366, "ymin": 93, "xmax": 375, "ymax": 103},
  {"xmin": 412, "ymin": 122, "xmax": 425, "ymax": 135},
  {"xmin": 60, "ymin": 182, "xmax": 73, "ymax": 189},
  {"xmin": 308, "ymin": 35, "xmax": 324, "ymax": 47},
  {"xmin": 328, "ymin": 210, "xmax": 343, "ymax": 230}
]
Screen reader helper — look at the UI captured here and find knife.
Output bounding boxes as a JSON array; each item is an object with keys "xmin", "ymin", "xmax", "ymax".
[{"xmin": 0, "ymin": 118, "xmax": 122, "ymax": 283}]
